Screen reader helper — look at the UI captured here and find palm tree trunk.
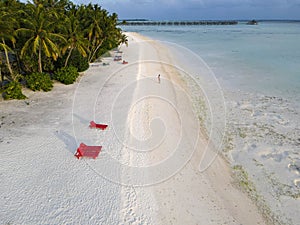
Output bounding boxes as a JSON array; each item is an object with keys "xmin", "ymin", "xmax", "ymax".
[
  {"xmin": 64, "ymin": 47, "xmax": 73, "ymax": 67},
  {"xmin": 0, "ymin": 67, "xmax": 2, "ymax": 85},
  {"xmin": 88, "ymin": 39, "xmax": 104, "ymax": 63},
  {"xmin": 38, "ymin": 43, "xmax": 42, "ymax": 73},
  {"xmin": 2, "ymin": 38, "xmax": 14, "ymax": 77}
]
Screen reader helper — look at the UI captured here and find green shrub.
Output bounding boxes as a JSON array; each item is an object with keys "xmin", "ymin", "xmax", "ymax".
[
  {"xmin": 53, "ymin": 66, "xmax": 79, "ymax": 85},
  {"xmin": 2, "ymin": 81, "xmax": 26, "ymax": 100},
  {"xmin": 26, "ymin": 72, "xmax": 53, "ymax": 92},
  {"xmin": 55, "ymin": 49, "xmax": 89, "ymax": 72},
  {"xmin": 20, "ymin": 55, "xmax": 38, "ymax": 74},
  {"xmin": 69, "ymin": 50, "xmax": 89, "ymax": 72}
]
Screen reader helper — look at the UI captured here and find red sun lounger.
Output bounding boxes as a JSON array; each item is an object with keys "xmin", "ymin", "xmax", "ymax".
[
  {"xmin": 114, "ymin": 55, "xmax": 122, "ymax": 61},
  {"xmin": 75, "ymin": 143, "xmax": 102, "ymax": 159},
  {"xmin": 89, "ymin": 121, "xmax": 108, "ymax": 130}
]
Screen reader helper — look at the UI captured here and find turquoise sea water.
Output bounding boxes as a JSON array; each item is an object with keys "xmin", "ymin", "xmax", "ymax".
[
  {"xmin": 121, "ymin": 21, "xmax": 300, "ymax": 224},
  {"xmin": 122, "ymin": 21, "xmax": 300, "ymax": 104}
]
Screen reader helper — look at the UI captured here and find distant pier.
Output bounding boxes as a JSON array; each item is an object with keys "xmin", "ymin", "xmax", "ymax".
[{"xmin": 121, "ymin": 20, "xmax": 238, "ymax": 26}]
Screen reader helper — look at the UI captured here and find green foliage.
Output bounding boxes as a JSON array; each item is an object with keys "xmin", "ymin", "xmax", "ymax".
[
  {"xmin": 2, "ymin": 0, "xmax": 124, "ymax": 76},
  {"xmin": 2, "ymin": 81, "xmax": 26, "ymax": 100},
  {"xmin": 96, "ymin": 39, "xmax": 118, "ymax": 59},
  {"xmin": 17, "ymin": 2, "xmax": 66, "ymax": 73},
  {"xmin": 26, "ymin": 72, "xmax": 53, "ymax": 92},
  {"xmin": 43, "ymin": 56, "xmax": 56, "ymax": 73},
  {"xmin": 67, "ymin": 50, "xmax": 89, "ymax": 72},
  {"xmin": 19, "ymin": 55, "xmax": 39, "ymax": 74},
  {"xmin": 55, "ymin": 49, "xmax": 89, "ymax": 72},
  {"xmin": 53, "ymin": 66, "xmax": 79, "ymax": 85}
]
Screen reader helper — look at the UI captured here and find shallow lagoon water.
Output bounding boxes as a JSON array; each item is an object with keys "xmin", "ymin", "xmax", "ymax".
[{"xmin": 122, "ymin": 21, "xmax": 300, "ymax": 101}]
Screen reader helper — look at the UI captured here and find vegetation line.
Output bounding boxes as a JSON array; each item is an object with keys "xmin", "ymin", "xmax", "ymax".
[{"xmin": 0, "ymin": 0, "xmax": 128, "ymax": 100}]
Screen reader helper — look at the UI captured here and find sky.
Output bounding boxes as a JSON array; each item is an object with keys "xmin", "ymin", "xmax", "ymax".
[{"xmin": 28, "ymin": 0, "xmax": 300, "ymax": 20}]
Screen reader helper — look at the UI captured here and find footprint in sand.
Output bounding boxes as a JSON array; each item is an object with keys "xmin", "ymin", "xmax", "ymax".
[
  {"xmin": 288, "ymin": 160, "xmax": 300, "ymax": 175},
  {"xmin": 294, "ymin": 179, "xmax": 300, "ymax": 187}
]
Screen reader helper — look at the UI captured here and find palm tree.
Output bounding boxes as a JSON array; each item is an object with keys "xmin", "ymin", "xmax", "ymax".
[
  {"xmin": 33, "ymin": 0, "xmax": 70, "ymax": 11},
  {"xmin": 112, "ymin": 15, "xmax": 129, "ymax": 52},
  {"xmin": 82, "ymin": 4, "xmax": 108, "ymax": 62},
  {"xmin": 62, "ymin": 5, "xmax": 89, "ymax": 67},
  {"xmin": 82, "ymin": 5, "xmax": 125, "ymax": 63},
  {"xmin": 0, "ymin": 39, "xmax": 14, "ymax": 78},
  {"xmin": 117, "ymin": 33, "xmax": 129, "ymax": 52},
  {"xmin": 0, "ymin": 2, "xmax": 18, "ymax": 79},
  {"xmin": 17, "ymin": 2, "xmax": 66, "ymax": 73}
]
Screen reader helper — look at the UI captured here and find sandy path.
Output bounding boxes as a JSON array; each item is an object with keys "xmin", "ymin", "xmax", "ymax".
[{"xmin": 0, "ymin": 32, "xmax": 266, "ymax": 224}]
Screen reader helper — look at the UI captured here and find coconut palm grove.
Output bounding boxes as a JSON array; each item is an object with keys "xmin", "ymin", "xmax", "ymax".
[{"xmin": 0, "ymin": 0, "xmax": 128, "ymax": 100}]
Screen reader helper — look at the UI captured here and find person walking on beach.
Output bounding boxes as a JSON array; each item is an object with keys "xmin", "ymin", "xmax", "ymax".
[{"xmin": 158, "ymin": 74, "xmax": 161, "ymax": 84}]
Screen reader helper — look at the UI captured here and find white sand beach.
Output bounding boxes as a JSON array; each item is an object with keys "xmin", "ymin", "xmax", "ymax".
[{"xmin": 0, "ymin": 32, "xmax": 266, "ymax": 224}]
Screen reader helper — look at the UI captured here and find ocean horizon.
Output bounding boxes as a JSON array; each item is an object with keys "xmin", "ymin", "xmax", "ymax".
[{"xmin": 120, "ymin": 19, "xmax": 300, "ymax": 22}]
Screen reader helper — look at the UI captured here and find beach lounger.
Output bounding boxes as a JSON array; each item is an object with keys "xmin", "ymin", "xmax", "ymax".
[
  {"xmin": 114, "ymin": 55, "xmax": 122, "ymax": 61},
  {"xmin": 74, "ymin": 143, "xmax": 102, "ymax": 159},
  {"xmin": 89, "ymin": 121, "xmax": 108, "ymax": 130}
]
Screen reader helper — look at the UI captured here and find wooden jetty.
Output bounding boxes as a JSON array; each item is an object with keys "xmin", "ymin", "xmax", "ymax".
[{"xmin": 121, "ymin": 20, "xmax": 238, "ymax": 26}]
